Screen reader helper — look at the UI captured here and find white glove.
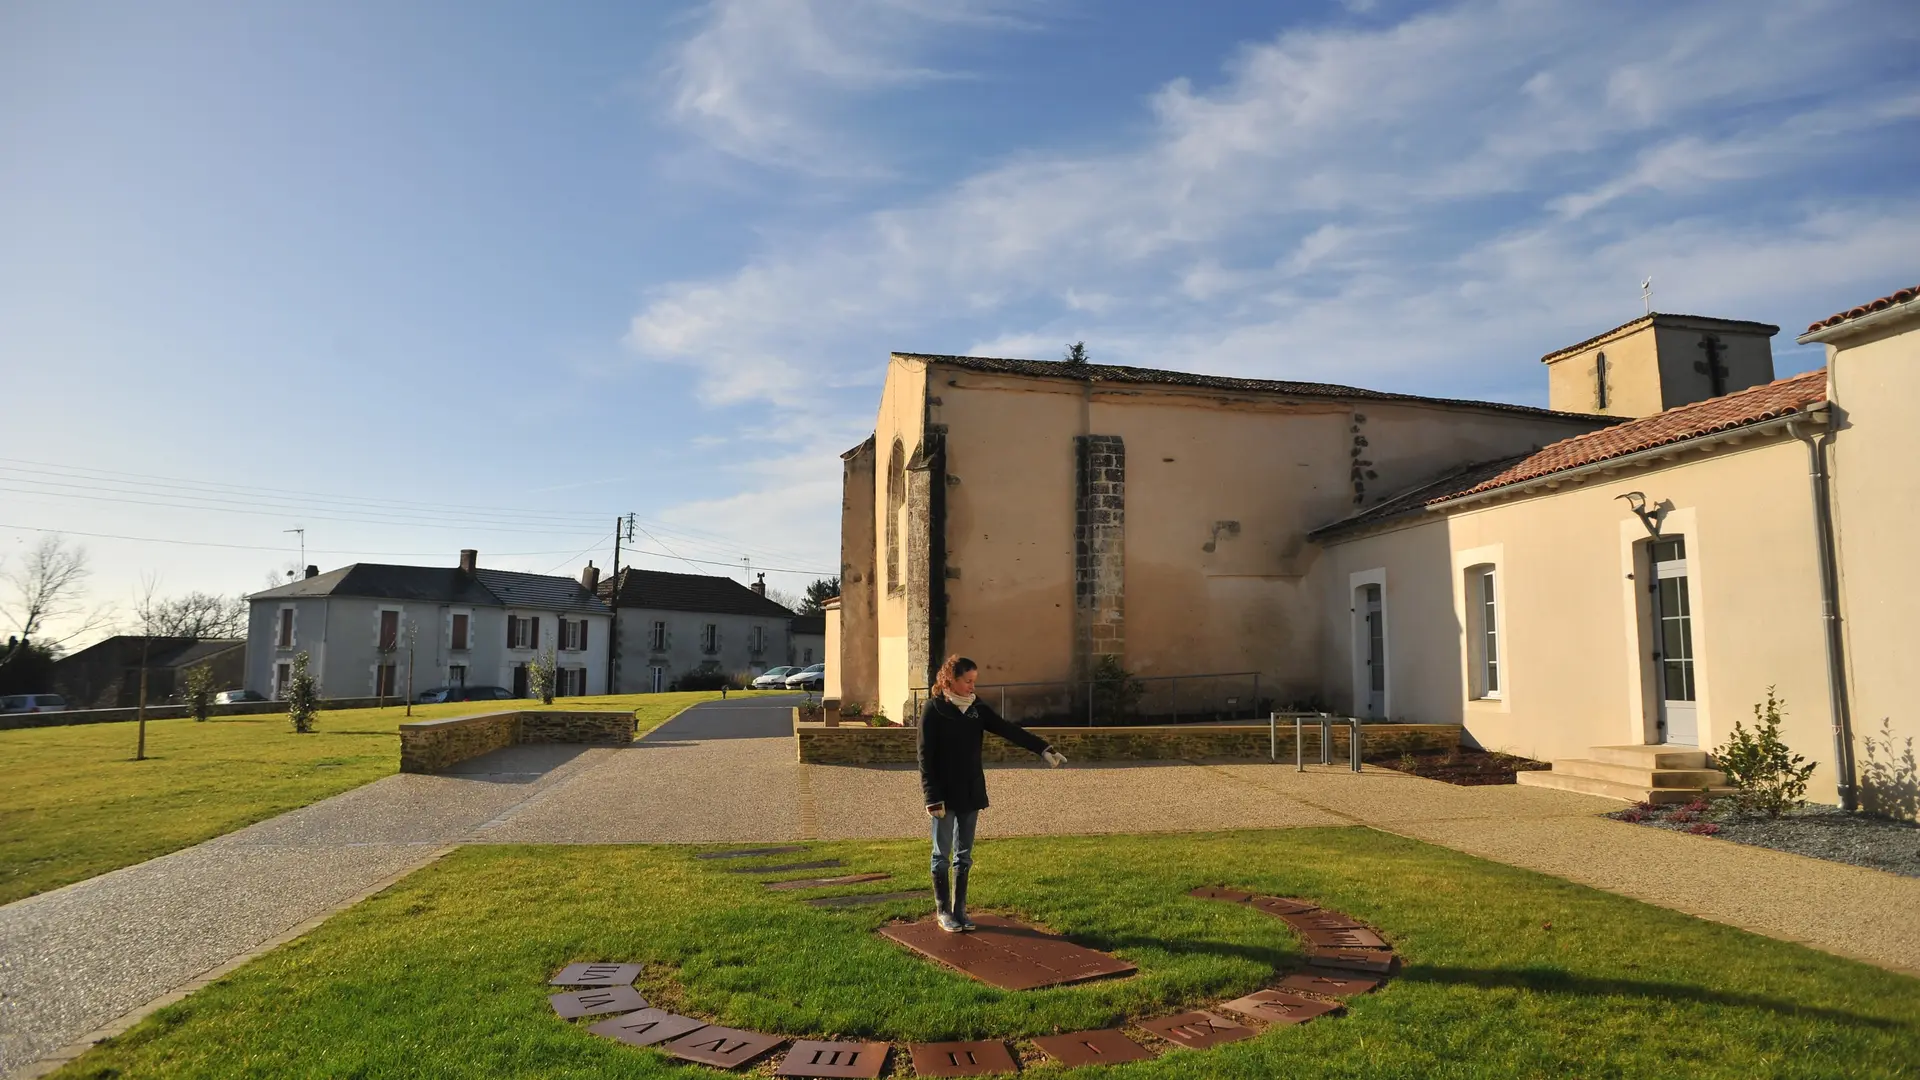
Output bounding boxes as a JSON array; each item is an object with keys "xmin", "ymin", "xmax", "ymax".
[
  {"xmin": 927, "ymin": 802, "xmax": 946, "ymax": 818},
  {"xmin": 1043, "ymin": 749, "xmax": 1068, "ymax": 769}
]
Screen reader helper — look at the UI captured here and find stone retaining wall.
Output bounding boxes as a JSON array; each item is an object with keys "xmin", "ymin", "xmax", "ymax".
[
  {"xmin": 795, "ymin": 715, "xmax": 1459, "ymax": 765},
  {"xmin": 399, "ymin": 710, "xmax": 636, "ymax": 773}
]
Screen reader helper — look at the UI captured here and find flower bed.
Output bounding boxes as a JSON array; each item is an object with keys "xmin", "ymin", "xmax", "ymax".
[
  {"xmin": 1364, "ymin": 748, "xmax": 1550, "ymax": 786},
  {"xmin": 1607, "ymin": 798, "xmax": 1920, "ymax": 877}
]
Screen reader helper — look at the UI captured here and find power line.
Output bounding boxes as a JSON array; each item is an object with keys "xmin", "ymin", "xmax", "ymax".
[
  {"xmin": 617, "ymin": 547, "xmax": 833, "ymax": 577},
  {"xmin": 541, "ymin": 531, "xmax": 615, "ymax": 576}
]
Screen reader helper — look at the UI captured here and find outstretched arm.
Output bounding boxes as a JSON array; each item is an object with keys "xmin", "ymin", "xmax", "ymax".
[{"xmin": 979, "ymin": 703, "xmax": 1051, "ymax": 757}]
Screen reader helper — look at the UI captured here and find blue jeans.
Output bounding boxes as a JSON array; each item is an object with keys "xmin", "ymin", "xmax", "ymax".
[{"xmin": 930, "ymin": 809, "xmax": 979, "ymax": 877}]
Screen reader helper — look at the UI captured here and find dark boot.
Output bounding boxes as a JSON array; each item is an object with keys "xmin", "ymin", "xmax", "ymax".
[
  {"xmin": 933, "ymin": 871, "xmax": 961, "ymax": 932},
  {"xmin": 952, "ymin": 868, "xmax": 976, "ymax": 931}
]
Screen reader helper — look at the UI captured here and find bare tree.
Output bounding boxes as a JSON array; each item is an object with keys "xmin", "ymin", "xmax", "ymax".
[
  {"xmin": 1, "ymin": 534, "xmax": 113, "ymax": 651},
  {"xmin": 263, "ymin": 561, "xmax": 304, "ymax": 591},
  {"xmin": 764, "ymin": 586, "xmax": 804, "ymax": 612},
  {"xmin": 134, "ymin": 592, "xmax": 248, "ymax": 639}
]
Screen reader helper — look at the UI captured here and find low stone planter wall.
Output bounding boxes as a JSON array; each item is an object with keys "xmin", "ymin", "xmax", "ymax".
[
  {"xmin": 795, "ymin": 716, "xmax": 1459, "ymax": 765},
  {"xmin": 400, "ymin": 710, "xmax": 636, "ymax": 773},
  {"xmin": 0, "ymin": 695, "xmax": 396, "ymax": 731}
]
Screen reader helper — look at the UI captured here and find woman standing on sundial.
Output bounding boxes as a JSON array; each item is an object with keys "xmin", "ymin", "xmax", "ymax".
[{"xmin": 919, "ymin": 655, "xmax": 1068, "ymax": 933}]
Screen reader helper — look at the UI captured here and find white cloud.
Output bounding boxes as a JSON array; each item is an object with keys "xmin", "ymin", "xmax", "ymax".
[
  {"xmin": 661, "ymin": 0, "xmax": 1042, "ymax": 176},
  {"xmin": 629, "ymin": 0, "xmax": 1919, "ymax": 407}
]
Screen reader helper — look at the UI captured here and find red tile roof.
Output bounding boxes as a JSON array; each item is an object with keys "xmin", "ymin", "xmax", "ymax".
[
  {"xmin": 1310, "ymin": 369, "xmax": 1827, "ymax": 540},
  {"xmin": 1805, "ymin": 283, "xmax": 1920, "ymax": 334}
]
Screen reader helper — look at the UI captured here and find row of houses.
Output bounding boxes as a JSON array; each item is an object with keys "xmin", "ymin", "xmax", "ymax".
[
  {"xmin": 51, "ymin": 556, "xmax": 823, "ymax": 707},
  {"xmin": 827, "ymin": 280, "xmax": 1919, "ymax": 816}
]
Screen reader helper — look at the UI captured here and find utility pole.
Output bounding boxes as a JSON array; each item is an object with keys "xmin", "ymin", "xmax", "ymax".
[{"xmin": 607, "ymin": 513, "xmax": 634, "ymax": 695}]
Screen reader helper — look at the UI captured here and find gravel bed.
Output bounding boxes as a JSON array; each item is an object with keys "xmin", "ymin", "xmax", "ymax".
[{"xmin": 1608, "ymin": 801, "xmax": 1920, "ymax": 877}]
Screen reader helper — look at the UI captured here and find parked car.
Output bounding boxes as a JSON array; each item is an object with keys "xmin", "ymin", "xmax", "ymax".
[
  {"xmin": 784, "ymin": 663, "xmax": 825, "ymax": 691},
  {"xmin": 751, "ymin": 666, "xmax": 796, "ymax": 689},
  {"xmin": 418, "ymin": 685, "xmax": 514, "ymax": 704},
  {"xmin": 0, "ymin": 693, "xmax": 69, "ymax": 714},
  {"xmin": 212, "ymin": 689, "xmax": 267, "ymax": 704}
]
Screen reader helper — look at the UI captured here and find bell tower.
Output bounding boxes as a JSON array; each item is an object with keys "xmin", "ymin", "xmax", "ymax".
[{"xmin": 1542, "ymin": 314, "xmax": 1779, "ymax": 417}]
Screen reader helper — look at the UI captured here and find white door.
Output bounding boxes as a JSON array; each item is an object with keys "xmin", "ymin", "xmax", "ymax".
[
  {"xmin": 1361, "ymin": 584, "xmax": 1386, "ymax": 719},
  {"xmin": 1650, "ymin": 538, "xmax": 1698, "ymax": 746}
]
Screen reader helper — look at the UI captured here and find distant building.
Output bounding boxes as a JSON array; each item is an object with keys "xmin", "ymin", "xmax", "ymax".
[
  {"xmin": 598, "ymin": 568, "xmax": 806, "ymax": 692},
  {"xmin": 246, "ymin": 549, "xmax": 610, "ymax": 700},
  {"xmin": 789, "ymin": 613, "xmax": 826, "ymax": 668},
  {"xmin": 54, "ymin": 636, "xmax": 246, "ymax": 709}
]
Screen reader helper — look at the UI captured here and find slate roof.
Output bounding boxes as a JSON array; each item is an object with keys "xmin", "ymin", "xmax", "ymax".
[
  {"xmin": 790, "ymin": 614, "xmax": 826, "ymax": 637},
  {"xmin": 899, "ymin": 352, "xmax": 1604, "ymax": 421},
  {"xmin": 1803, "ymin": 282, "xmax": 1920, "ymax": 335},
  {"xmin": 1311, "ymin": 369, "xmax": 1828, "ymax": 541},
  {"xmin": 57, "ymin": 636, "xmax": 246, "ymax": 669},
  {"xmin": 600, "ymin": 568, "xmax": 801, "ymax": 620},
  {"xmin": 1537, "ymin": 313, "xmax": 1779, "ymax": 364},
  {"xmin": 250, "ymin": 563, "xmax": 607, "ymax": 614}
]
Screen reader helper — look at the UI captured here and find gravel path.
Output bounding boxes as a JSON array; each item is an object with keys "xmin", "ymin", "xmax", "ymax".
[{"xmin": 8, "ymin": 699, "xmax": 1919, "ymax": 1078}]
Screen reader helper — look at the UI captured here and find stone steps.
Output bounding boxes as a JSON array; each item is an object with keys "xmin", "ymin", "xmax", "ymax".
[{"xmin": 1517, "ymin": 744, "xmax": 1736, "ymax": 804}]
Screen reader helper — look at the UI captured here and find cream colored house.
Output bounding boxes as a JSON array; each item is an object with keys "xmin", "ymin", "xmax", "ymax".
[{"xmin": 833, "ymin": 282, "xmax": 1920, "ymax": 818}]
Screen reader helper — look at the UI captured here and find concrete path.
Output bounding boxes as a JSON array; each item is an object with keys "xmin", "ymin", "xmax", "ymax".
[{"xmin": 6, "ymin": 697, "xmax": 1918, "ymax": 1078}]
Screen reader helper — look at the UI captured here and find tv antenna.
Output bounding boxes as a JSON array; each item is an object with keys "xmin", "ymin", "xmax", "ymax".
[
  {"xmin": 1641, "ymin": 276, "xmax": 1653, "ymax": 315},
  {"xmin": 284, "ymin": 527, "xmax": 306, "ymax": 570}
]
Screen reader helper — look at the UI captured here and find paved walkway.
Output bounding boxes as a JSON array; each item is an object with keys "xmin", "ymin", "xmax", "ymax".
[{"xmin": 5, "ymin": 698, "xmax": 1918, "ymax": 1077}]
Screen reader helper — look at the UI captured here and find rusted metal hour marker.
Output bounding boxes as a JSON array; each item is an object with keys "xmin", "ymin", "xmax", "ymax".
[
  {"xmin": 880, "ymin": 913, "xmax": 1135, "ymax": 990},
  {"xmin": 663, "ymin": 1025, "xmax": 784, "ymax": 1068},
  {"xmin": 1031, "ymin": 1028, "xmax": 1154, "ymax": 1066},
  {"xmin": 1218, "ymin": 989, "xmax": 1342, "ymax": 1025},
  {"xmin": 1278, "ymin": 971, "xmax": 1380, "ymax": 998},
  {"xmin": 1282, "ymin": 910, "xmax": 1366, "ymax": 931},
  {"xmin": 908, "ymin": 1040, "xmax": 1018, "ymax": 1076},
  {"xmin": 764, "ymin": 873, "xmax": 891, "ymax": 891},
  {"xmin": 1249, "ymin": 896, "xmax": 1319, "ymax": 916},
  {"xmin": 550, "ymin": 962, "xmax": 642, "ymax": 987},
  {"xmin": 1138, "ymin": 1010, "xmax": 1256, "ymax": 1050},
  {"xmin": 1301, "ymin": 926, "xmax": 1389, "ymax": 949},
  {"xmin": 776, "ymin": 1039, "xmax": 891, "ymax": 1078},
  {"xmin": 1187, "ymin": 886, "xmax": 1253, "ymax": 903},
  {"xmin": 586, "ymin": 1008, "xmax": 706, "ymax": 1048},
  {"xmin": 549, "ymin": 984, "xmax": 648, "ymax": 1019},
  {"xmin": 1307, "ymin": 948, "xmax": 1395, "ymax": 974}
]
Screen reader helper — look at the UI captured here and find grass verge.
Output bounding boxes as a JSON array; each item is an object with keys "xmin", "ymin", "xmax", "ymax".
[
  {"xmin": 54, "ymin": 828, "xmax": 1920, "ymax": 1078},
  {"xmin": 0, "ymin": 691, "xmax": 786, "ymax": 905}
]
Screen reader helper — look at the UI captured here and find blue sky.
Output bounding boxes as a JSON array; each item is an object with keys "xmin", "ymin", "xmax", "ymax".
[{"xmin": 2, "ymin": 0, "xmax": 1915, "ymax": 643}]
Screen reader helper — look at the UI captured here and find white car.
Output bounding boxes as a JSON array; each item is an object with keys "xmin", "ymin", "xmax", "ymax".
[
  {"xmin": 784, "ymin": 663, "xmax": 825, "ymax": 691},
  {"xmin": 751, "ymin": 666, "xmax": 796, "ymax": 689},
  {"xmin": 0, "ymin": 693, "xmax": 69, "ymax": 714}
]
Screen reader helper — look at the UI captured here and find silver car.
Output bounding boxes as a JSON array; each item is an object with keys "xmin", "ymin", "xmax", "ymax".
[
  {"xmin": 783, "ymin": 663, "xmax": 825, "ymax": 691},
  {"xmin": 0, "ymin": 693, "xmax": 68, "ymax": 714},
  {"xmin": 751, "ymin": 666, "xmax": 796, "ymax": 689}
]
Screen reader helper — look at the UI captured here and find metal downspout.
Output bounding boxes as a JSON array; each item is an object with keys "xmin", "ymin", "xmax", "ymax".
[{"xmin": 1790, "ymin": 414, "xmax": 1857, "ymax": 811}]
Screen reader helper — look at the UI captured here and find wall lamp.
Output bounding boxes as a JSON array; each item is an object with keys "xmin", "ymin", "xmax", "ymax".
[{"xmin": 1614, "ymin": 491, "xmax": 1664, "ymax": 537}]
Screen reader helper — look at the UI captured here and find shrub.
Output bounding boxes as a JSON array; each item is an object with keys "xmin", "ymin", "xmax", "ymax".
[
  {"xmin": 1089, "ymin": 655, "xmax": 1145, "ymax": 721},
  {"xmin": 1398, "ymin": 751, "xmax": 1418, "ymax": 772},
  {"xmin": 182, "ymin": 665, "xmax": 214, "ymax": 723},
  {"xmin": 1685, "ymin": 821, "xmax": 1722, "ymax": 836},
  {"xmin": 669, "ymin": 668, "xmax": 736, "ymax": 692},
  {"xmin": 285, "ymin": 652, "xmax": 320, "ymax": 734},
  {"xmin": 1713, "ymin": 686, "xmax": 1816, "ymax": 818},
  {"xmin": 1617, "ymin": 808, "xmax": 1646, "ymax": 824},
  {"xmin": 527, "ymin": 648, "xmax": 557, "ymax": 705},
  {"xmin": 1667, "ymin": 809, "xmax": 1698, "ymax": 824},
  {"xmin": 838, "ymin": 700, "xmax": 865, "ymax": 718}
]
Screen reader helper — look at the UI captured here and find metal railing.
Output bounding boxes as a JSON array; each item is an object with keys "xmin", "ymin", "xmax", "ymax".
[
  {"xmin": 1271, "ymin": 711, "xmax": 1362, "ymax": 771},
  {"xmin": 907, "ymin": 672, "xmax": 1265, "ymax": 727}
]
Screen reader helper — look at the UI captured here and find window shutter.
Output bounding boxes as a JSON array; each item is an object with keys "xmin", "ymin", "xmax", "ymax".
[
  {"xmin": 530, "ymin": 617, "xmax": 540, "ymax": 650},
  {"xmin": 580, "ymin": 620, "xmax": 588, "ymax": 651},
  {"xmin": 507, "ymin": 617, "xmax": 516, "ymax": 649}
]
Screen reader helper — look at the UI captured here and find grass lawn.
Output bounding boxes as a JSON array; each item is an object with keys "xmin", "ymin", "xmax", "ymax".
[
  {"xmin": 54, "ymin": 828, "xmax": 1920, "ymax": 1078},
  {"xmin": 0, "ymin": 690, "xmax": 788, "ymax": 905}
]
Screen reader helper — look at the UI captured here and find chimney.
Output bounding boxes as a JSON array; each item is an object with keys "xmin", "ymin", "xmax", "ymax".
[
  {"xmin": 580, "ymin": 561, "xmax": 600, "ymax": 593},
  {"xmin": 751, "ymin": 573, "xmax": 767, "ymax": 597},
  {"xmin": 459, "ymin": 549, "xmax": 478, "ymax": 575},
  {"xmin": 304, "ymin": 565, "xmax": 319, "ymax": 579}
]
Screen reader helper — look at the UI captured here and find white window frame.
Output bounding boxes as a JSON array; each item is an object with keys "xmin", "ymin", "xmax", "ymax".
[
  {"xmin": 1465, "ymin": 564, "xmax": 1501, "ymax": 700},
  {"xmin": 274, "ymin": 661, "xmax": 292, "ymax": 699},
  {"xmin": 449, "ymin": 609, "xmax": 472, "ymax": 653},
  {"xmin": 701, "ymin": 623, "xmax": 719, "ymax": 654},
  {"xmin": 649, "ymin": 620, "xmax": 667, "ymax": 652},
  {"xmin": 276, "ymin": 605, "xmax": 296, "ymax": 650}
]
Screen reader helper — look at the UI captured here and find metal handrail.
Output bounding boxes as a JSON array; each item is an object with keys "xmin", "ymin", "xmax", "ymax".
[{"xmin": 1275, "ymin": 711, "xmax": 1362, "ymax": 772}]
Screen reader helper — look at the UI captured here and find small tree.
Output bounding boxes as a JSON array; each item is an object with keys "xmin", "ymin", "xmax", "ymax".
[
  {"xmin": 1089, "ymin": 654, "xmax": 1145, "ymax": 721},
  {"xmin": 286, "ymin": 651, "xmax": 320, "ymax": 733},
  {"xmin": 1063, "ymin": 341, "xmax": 1089, "ymax": 365},
  {"xmin": 182, "ymin": 664, "xmax": 214, "ymax": 723},
  {"xmin": 1712, "ymin": 686, "xmax": 1816, "ymax": 818},
  {"xmin": 528, "ymin": 647, "xmax": 557, "ymax": 705},
  {"xmin": 801, "ymin": 577, "xmax": 841, "ymax": 615}
]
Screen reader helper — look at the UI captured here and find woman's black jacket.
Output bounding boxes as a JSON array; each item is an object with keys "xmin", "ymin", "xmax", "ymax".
[{"xmin": 917, "ymin": 694, "xmax": 1051, "ymax": 815}]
